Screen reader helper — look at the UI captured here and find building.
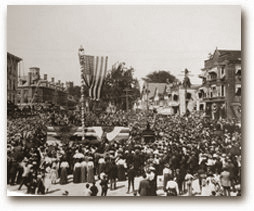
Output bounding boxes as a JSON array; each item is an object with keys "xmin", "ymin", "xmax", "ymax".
[
  {"xmin": 141, "ymin": 82, "xmax": 168, "ymax": 109},
  {"xmin": 141, "ymin": 81, "xmax": 200, "ymax": 115},
  {"xmin": 165, "ymin": 83, "xmax": 200, "ymax": 115},
  {"xmin": 7, "ymin": 52, "xmax": 22, "ymax": 104},
  {"xmin": 198, "ymin": 48, "xmax": 241, "ymax": 120},
  {"xmin": 17, "ymin": 67, "xmax": 71, "ymax": 106}
]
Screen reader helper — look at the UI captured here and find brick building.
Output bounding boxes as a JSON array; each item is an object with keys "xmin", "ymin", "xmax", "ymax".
[
  {"xmin": 198, "ymin": 48, "xmax": 241, "ymax": 120},
  {"xmin": 7, "ymin": 52, "xmax": 22, "ymax": 104},
  {"xmin": 17, "ymin": 67, "xmax": 70, "ymax": 106}
]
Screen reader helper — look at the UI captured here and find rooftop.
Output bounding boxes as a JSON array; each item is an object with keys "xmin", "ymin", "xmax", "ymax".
[
  {"xmin": 7, "ymin": 52, "xmax": 22, "ymax": 62},
  {"xmin": 204, "ymin": 49, "xmax": 241, "ymax": 69}
]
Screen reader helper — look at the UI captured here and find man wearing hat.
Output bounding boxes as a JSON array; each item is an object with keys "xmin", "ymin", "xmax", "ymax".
[{"xmin": 126, "ymin": 164, "xmax": 136, "ymax": 194}]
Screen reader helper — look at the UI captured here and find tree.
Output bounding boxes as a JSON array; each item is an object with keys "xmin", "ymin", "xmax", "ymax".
[
  {"xmin": 143, "ymin": 70, "xmax": 177, "ymax": 83},
  {"xmin": 100, "ymin": 62, "xmax": 140, "ymax": 111},
  {"xmin": 67, "ymin": 86, "xmax": 81, "ymax": 101}
]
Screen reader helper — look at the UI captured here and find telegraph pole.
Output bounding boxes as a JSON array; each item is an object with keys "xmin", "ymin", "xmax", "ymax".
[
  {"xmin": 179, "ymin": 68, "xmax": 192, "ymax": 115},
  {"xmin": 124, "ymin": 88, "xmax": 130, "ymax": 111},
  {"xmin": 78, "ymin": 45, "xmax": 86, "ymax": 141}
]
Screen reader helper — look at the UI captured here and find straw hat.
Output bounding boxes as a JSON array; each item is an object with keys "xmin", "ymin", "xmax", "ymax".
[{"xmin": 149, "ymin": 166, "xmax": 155, "ymax": 171}]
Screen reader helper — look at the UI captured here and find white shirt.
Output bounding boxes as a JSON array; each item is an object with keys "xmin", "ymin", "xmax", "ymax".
[
  {"xmin": 166, "ymin": 181, "xmax": 179, "ymax": 195},
  {"xmin": 163, "ymin": 168, "xmax": 172, "ymax": 175},
  {"xmin": 147, "ymin": 171, "xmax": 155, "ymax": 181}
]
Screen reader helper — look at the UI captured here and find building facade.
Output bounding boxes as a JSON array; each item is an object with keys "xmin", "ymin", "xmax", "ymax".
[
  {"xmin": 7, "ymin": 52, "xmax": 22, "ymax": 104},
  {"xmin": 198, "ymin": 49, "xmax": 241, "ymax": 120},
  {"xmin": 18, "ymin": 67, "xmax": 70, "ymax": 106},
  {"xmin": 141, "ymin": 82, "xmax": 200, "ymax": 115},
  {"xmin": 165, "ymin": 83, "xmax": 200, "ymax": 116}
]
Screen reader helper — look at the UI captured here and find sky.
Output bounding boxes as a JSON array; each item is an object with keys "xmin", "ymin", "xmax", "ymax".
[{"xmin": 7, "ymin": 5, "xmax": 241, "ymax": 86}]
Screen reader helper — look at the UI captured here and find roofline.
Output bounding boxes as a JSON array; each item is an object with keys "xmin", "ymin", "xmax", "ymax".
[
  {"xmin": 204, "ymin": 49, "xmax": 241, "ymax": 62},
  {"xmin": 7, "ymin": 52, "xmax": 22, "ymax": 61},
  {"xmin": 217, "ymin": 49, "xmax": 241, "ymax": 52}
]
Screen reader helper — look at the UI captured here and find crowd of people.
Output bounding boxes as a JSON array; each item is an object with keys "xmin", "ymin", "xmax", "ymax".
[{"xmin": 7, "ymin": 105, "xmax": 241, "ymax": 196}]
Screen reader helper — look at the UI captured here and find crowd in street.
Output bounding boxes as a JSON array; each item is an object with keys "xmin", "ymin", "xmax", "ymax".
[{"xmin": 7, "ymin": 107, "xmax": 241, "ymax": 196}]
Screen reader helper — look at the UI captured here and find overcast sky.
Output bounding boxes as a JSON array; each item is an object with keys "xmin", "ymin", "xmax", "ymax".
[{"xmin": 7, "ymin": 5, "xmax": 241, "ymax": 86}]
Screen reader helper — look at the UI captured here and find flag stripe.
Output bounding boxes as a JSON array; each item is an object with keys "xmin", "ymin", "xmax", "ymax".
[
  {"xmin": 97, "ymin": 56, "xmax": 108, "ymax": 99},
  {"xmin": 94, "ymin": 57, "xmax": 104, "ymax": 100},
  {"xmin": 92, "ymin": 56, "xmax": 102, "ymax": 100},
  {"xmin": 89, "ymin": 56, "xmax": 97, "ymax": 98},
  {"xmin": 90, "ymin": 56, "xmax": 99, "ymax": 98}
]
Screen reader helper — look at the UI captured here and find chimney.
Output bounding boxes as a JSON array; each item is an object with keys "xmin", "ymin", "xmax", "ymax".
[
  {"xmin": 61, "ymin": 83, "xmax": 64, "ymax": 89},
  {"xmin": 44, "ymin": 74, "xmax": 47, "ymax": 81},
  {"xmin": 51, "ymin": 77, "xmax": 55, "ymax": 83},
  {"xmin": 27, "ymin": 72, "xmax": 32, "ymax": 86},
  {"xmin": 58, "ymin": 80, "xmax": 61, "ymax": 85}
]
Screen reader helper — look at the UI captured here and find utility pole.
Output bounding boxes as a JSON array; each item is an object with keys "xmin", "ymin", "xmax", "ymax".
[
  {"xmin": 78, "ymin": 45, "xmax": 86, "ymax": 141},
  {"xmin": 124, "ymin": 88, "xmax": 130, "ymax": 111},
  {"xmin": 179, "ymin": 68, "xmax": 192, "ymax": 115}
]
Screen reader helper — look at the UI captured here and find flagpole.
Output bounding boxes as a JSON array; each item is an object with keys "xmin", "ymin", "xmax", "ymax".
[{"xmin": 78, "ymin": 46, "xmax": 86, "ymax": 141}]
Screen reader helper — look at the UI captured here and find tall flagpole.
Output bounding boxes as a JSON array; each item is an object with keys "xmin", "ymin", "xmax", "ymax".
[{"xmin": 78, "ymin": 46, "xmax": 86, "ymax": 141}]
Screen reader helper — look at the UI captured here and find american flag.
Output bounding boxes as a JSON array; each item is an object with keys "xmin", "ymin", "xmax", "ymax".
[{"xmin": 80, "ymin": 55, "xmax": 108, "ymax": 100}]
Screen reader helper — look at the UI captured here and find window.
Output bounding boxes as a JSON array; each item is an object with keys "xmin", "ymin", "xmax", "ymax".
[
  {"xmin": 236, "ymin": 87, "xmax": 241, "ymax": 96},
  {"xmin": 212, "ymin": 87, "xmax": 217, "ymax": 97},
  {"xmin": 210, "ymin": 72, "xmax": 217, "ymax": 80},
  {"xmin": 13, "ymin": 80, "xmax": 16, "ymax": 90},
  {"xmin": 221, "ymin": 85, "xmax": 225, "ymax": 97},
  {"xmin": 173, "ymin": 94, "xmax": 178, "ymax": 101},
  {"xmin": 186, "ymin": 93, "xmax": 192, "ymax": 100},
  {"xmin": 217, "ymin": 87, "xmax": 220, "ymax": 97},
  {"xmin": 235, "ymin": 85, "xmax": 241, "ymax": 96},
  {"xmin": 221, "ymin": 66, "xmax": 225, "ymax": 75}
]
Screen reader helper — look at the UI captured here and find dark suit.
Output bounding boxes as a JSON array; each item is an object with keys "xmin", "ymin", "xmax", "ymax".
[{"xmin": 138, "ymin": 179, "xmax": 150, "ymax": 196}]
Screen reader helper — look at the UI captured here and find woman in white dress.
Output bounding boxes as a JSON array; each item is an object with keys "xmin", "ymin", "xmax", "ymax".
[
  {"xmin": 44, "ymin": 166, "xmax": 51, "ymax": 193},
  {"xmin": 185, "ymin": 171, "xmax": 194, "ymax": 196}
]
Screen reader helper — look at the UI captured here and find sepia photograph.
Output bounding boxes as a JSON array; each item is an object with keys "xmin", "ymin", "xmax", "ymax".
[{"xmin": 6, "ymin": 5, "xmax": 241, "ymax": 197}]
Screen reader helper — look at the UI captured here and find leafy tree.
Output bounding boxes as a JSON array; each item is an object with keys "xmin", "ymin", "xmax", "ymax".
[
  {"xmin": 143, "ymin": 70, "xmax": 177, "ymax": 83},
  {"xmin": 67, "ymin": 86, "xmax": 81, "ymax": 101},
  {"xmin": 100, "ymin": 62, "xmax": 140, "ymax": 110}
]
